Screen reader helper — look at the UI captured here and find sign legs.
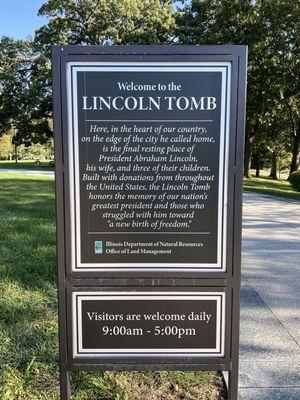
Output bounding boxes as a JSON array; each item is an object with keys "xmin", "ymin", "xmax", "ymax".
[
  {"xmin": 228, "ymin": 366, "xmax": 239, "ymax": 399},
  {"xmin": 59, "ymin": 367, "xmax": 238, "ymax": 399},
  {"xmin": 60, "ymin": 365, "xmax": 71, "ymax": 400}
]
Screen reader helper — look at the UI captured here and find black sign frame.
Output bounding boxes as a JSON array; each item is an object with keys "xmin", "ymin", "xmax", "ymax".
[{"xmin": 52, "ymin": 45, "xmax": 247, "ymax": 400}]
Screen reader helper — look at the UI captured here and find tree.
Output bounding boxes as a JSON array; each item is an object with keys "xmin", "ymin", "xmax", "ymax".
[
  {"xmin": 36, "ymin": 0, "xmax": 176, "ymax": 49},
  {"xmin": 2, "ymin": 1, "xmax": 177, "ymax": 148},
  {"xmin": 285, "ymin": 98, "xmax": 300, "ymax": 177},
  {"xmin": 0, "ymin": 36, "xmax": 52, "ymax": 149},
  {"xmin": 259, "ymin": 0, "xmax": 300, "ymax": 177},
  {"xmin": 0, "ymin": 37, "xmax": 31, "ymax": 138},
  {"xmin": 23, "ymin": 0, "xmax": 176, "ymax": 148},
  {"xmin": 0, "ymin": 133, "xmax": 13, "ymax": 159},
  {"xmin": 176, "ymin": 0, "xmax": 300, "ymax": 178},
  {"xmin": 176, "ymin": 0, "xmax": 268, "ymax": 177}
]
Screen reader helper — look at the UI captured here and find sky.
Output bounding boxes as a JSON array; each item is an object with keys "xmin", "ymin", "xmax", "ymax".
[
  {"xmin": 0, "ymin": 0, "xmax": 48, "ymax": 39},
  {"xmin": 0, "ymin": 0, "xmax": 186, "ymax": 40}
]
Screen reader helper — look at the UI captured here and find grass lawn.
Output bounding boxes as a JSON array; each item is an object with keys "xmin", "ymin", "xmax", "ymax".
[
  {"xmin": 0, "ymin": 160, "xmax": 54, "ymax": 170},
  {"xmin": 0, "ymin": 173, "xmax": 224, "ymax": 400},
  {"xmin": 243, "ymin": 175, "xmax": 300, "ymax": 201}
]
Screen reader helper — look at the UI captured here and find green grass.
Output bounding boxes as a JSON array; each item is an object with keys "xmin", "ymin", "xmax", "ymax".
[
  {"xmin": 0, "ymin": 160, "xmax": 54, "ymax": 170},
  {"xmin": 0, "ymin": 173, "xmax": 224, "ymax": 400},
  {"xmin": 243, "ymin": 175, "xmax": 300, "ymax": 201}
]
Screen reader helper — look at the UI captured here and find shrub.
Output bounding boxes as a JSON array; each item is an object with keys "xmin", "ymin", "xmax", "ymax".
[{"xmin": 289, "ymin": 171, "xmax": 300, "ymax": 192}]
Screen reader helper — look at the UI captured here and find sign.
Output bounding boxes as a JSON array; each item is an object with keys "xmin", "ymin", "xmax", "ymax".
[
  {"xmin": 73, "ymin": 291, "xmax": 225, "ymax": 357},
  {"xmin": 67, "ymin": 63, "xmax": 230, "ymax": 270},
  {"xmin": 52, "ymin": 45, "xmax": 247, "ymax": 400}
]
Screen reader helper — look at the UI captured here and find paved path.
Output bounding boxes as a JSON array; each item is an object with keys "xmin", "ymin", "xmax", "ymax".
[
  {"xmin": 239, "ymin": 192, "xmax": 300, "ymax": 399},
  {"xmin": 0, "ymin": 168, "xmax": 54, "ymax": 177}
]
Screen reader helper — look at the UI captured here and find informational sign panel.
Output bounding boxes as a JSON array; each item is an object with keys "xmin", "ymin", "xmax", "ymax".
[
  {"xmin": 52, "ymin": 45, "xmax": 247, "ymax": 400},
  {"xmin": 68, "ymin": 64, "xmax": 230, "ymax": 270},
  {"xmin": 73, "ymin": 292, "xmax": 225, "ymax": 357}
]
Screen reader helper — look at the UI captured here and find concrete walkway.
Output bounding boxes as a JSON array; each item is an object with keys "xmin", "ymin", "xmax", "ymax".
[
  {"xmin": 239, "ymin": 192, "xmax": 300, "ymax": 399},
  {"xmin": 0, "ymin": 168, "xmax": 54, "ymax": 177}
]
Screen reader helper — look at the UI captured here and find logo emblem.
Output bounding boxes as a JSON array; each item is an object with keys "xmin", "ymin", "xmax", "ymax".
[{"xmin": 94, "ymin": 241, "xmax": 103, "ymax": 254}]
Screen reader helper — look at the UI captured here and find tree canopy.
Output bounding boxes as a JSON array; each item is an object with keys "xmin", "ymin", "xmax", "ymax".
[
  {"xmin": 36, "ymin": 0, "xmax": 176, "ymax": 49},
  {"xmin": 0, "ymin": 36, "xmax": 52, "ymax": 147}
]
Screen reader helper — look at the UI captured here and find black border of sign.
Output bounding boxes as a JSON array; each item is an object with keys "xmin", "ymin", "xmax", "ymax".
[{"xmin": 52, "ymin": 45, "xmax": 247, "ymax": 400}]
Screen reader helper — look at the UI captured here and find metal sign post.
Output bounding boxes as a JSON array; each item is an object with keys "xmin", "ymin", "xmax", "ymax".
[{"xmin": 52, "ymin": 45, "xmax": 247, "ymax": 400}]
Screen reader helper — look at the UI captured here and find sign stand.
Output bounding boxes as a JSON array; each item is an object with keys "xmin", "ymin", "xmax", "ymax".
[{"xmin": 52, "ymin": 45, "xmax": 247, "ymax": 400}]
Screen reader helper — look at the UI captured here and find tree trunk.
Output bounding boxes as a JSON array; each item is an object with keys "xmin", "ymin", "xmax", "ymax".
[
  {"xmin": 255, "ymin": 152, "xmax": 260, "ymax": 178},
  {"xmin": 14, "ymin": 144, "xmax": 18, "ymax": 164},
  {"xmin": 269, "ymin": 151, "xmax": 278, "ymax": 180},
  {"xmin": 289, "ymin": 117, "xmax": 300, "ymax": 178},
  {"xmin": 244, "ymin": 134, "xmax": 252, "ymax": 178}
]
